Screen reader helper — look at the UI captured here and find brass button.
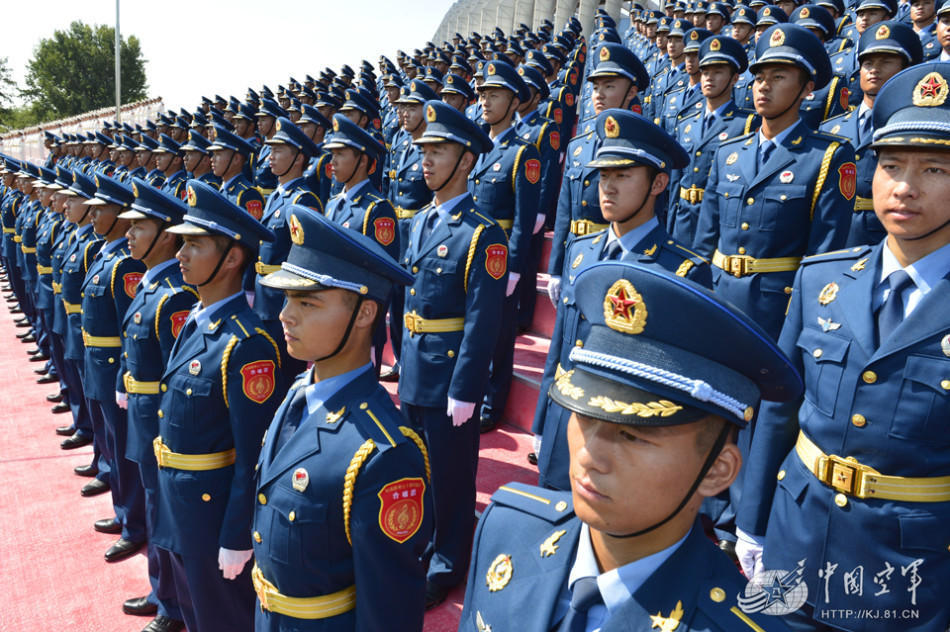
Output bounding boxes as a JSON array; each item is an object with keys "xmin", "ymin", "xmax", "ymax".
[
  {"xmin": 201, "ymin": 493, "xmax": 211, "ymax": 502},
  {"xmin": 108, "ymin": 357, "xmax": 114, "ymax": 364},
  {"xmin": 161, "ymin": 384, "xmax": 167, "ymax": 392},
  {"xmin": 360, "ymin": 402, "xmax": 368, "ymax": 410},
  {"xmin": 575, "ymin": 340, "xmax": 583, "ymax": 347},
  {"xmin": 581, "ymin": 200, "xmax": 587, "ymax": 206},
  {"xmin": 447, "ymin": 350, "xmax": 455, "ymax": 358},
  {"xmin": 813, "ymin": 348, "xmax": 823, "ymax": 359},
  {"xmin": 253, "ymin": 531, "xmax": 262, "ymax": 542},
  {"xmin": 780, "ymin": 194, "xmax": 787, "ymax": 201},
  {"xmin": 123, "ymin": 352, "xmax": 128, "ymax": 358},
  {"xmin": 695, "ymin": 150, "xmax": 702, "ymax": 157},
  {"xmin": 412, "ymin": 266, "xmax": 419, "ymax": 273},
  {"xmin": 258, "ymin": 493, "xmax": 267, "ymax": 505},
  {"xmin": 436, "ymin": 267, "xmax": 442, "ymax": 274},
  {"xmin": 862, "ymin": 370, "xmax": 877, "ymax": 384},
  {"xmin": 834, "ymin": 493, "xmax": 848, "ymax": 508},
  {"xmin": 741, "ymin": 222, "xmax": 749, "ymax": 230},
  {"xmin": 157, "ymin": 410, "xmax": 163, "ymax": 418},
  {"xmin": 555, "ymin": 500, "xmax": 568, "ymax": 512},
  {"xmin": 472, "ymin": 195, "xmax": 478, "ymax": 201},
  {"xmin": 288, "ymin": 511, "xmax": 296, "ymax": 522},
  {"xmin": 941, "ymin": 380, "xmax": 950, "ymax": 391},
  {"xmin": 784, "ymin": 286, "xmax": 792, "ymax": 294},
  {"xmin": 851, "ymin": 414, "xmax": 866, "ymax": 427},
  {"xmin": 475, "ymin": 179, "xmax": 480, "ymax": 185},
  {"xmin": 583, "ymin": 179, "xmax": 589, "ymax": 186},
  {"xmin": 738, "ymin": 247, "xmax": 746, "ymax": 255},
  {"xmin": 777, "ymin": 470, "xmax": 786, "ymax": 480},
  {"xmin": 693, "ymin": 167, "xmax": 699, "ymax": 173},
  {"xmin": 186, "ymin": 388, "xmax": 192, "ymax": 396},
  {"xmin": 563, "ymin": 296, "xmax": 569, "ymax": 304},
  {"xmin": 709, "ymin": 587, "xmax": 726, "ymax": 602},
  {"xmin": 746, "ymin": 197, "xmax": 754, "ymax": 205},
  {"xmin": 409, "ymin": 288, "xmax": 416, "ymax": 295},
  {"xmin": 723, "ymin": 192, "xmax": 729, "ymax": 198}
]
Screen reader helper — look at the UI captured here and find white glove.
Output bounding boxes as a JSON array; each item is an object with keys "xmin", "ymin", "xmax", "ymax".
[
  {"xmin": 735, "ymin": 528, "xmax": 765, "ymax": 580},
  {"xmin": 244, "ymin": 291, "xmax": 255, "ymax": 309},
  {"xmin": 218, "ymin": 547, "xmax": 253, "ymax": 580},
  {"xmin": 533, "ymin": 213, "xmax": 546, "ymax": 234},
  {"xmin": 547, "ymin": 275, "xmax": 562, "ymax": 305},
  {"xmin": 505, "ymin": 272, "xmax": 520, "ymax": 297},
  {"xmin": 532, "ymin": 434, "xmax": 542, "ymax": 454},
  {"xmin": 116, "ymin": 391, "xmax": 128, "ymax": 410},
  {"xmin": 447, "ymin": 397, "xmax": 476, "ymax": 427}
]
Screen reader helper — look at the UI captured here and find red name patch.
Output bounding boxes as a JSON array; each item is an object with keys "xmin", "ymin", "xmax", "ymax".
[
  {"xmin": 838, "ymin": 162, "xmax": 857, "ymax": 200},
  {"xmin": 170, "ymin": 310, "xmax": 190, "ymax": 339},
  {"xmin": 123, "ymin": 272, "xmax": 143, "ymax": 299},
  {"xmin": 525, "ymin": 159, "xmax": 541, "ymax": 185},
  {"xmin": 240, "ymin": 360, "xmax": 276, "ymax": 404},
  {"xmin": 373, "ymin": 217, "xmax": 396, "ymax": 246},
  {"xmin": 246, "ymin": 199, "xmax": 263, "ymax": 221},
  {"xmin": 377, "ymin": 478, "xmax": 425, "ymax": 543},
  {"xmin": 485, "ymin": 243, "xmax": 508, "ymax": 280}
]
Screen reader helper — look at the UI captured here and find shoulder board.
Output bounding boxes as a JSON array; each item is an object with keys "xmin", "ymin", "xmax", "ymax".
[
  {"xmin": 811, "ymin": 130, "xmax": 847, "ymax": 144},
  {"xmin": 801, "ymin": 245, "xmax": 870, "ymax": 265},
  {"xmin": 222, "ymin": 313, "xmax": 256, "ymax": 339},
  {"xmin": 291, "ymin": 191, "xmax": 319, "ymax": 205},
  {"xmin": 364, "ymin": 191, "xmax": 385, "ymax": 202},
  {"xmin": 471, "ymin": 210, "xmax": 497, "ymax": 227},
  {"xmin": 568, "ymin": 129, "xmax": 596, "ymax": 144},
  {"xmin": 489, "ymin": 482, "xmax": 574, "ymax": 524},
  {"xmin": 720, "ymin": 132, "xmax": 754, "ymax": 147},
  {"xmin": 820, "ymin": 110, "xmax": 850, "ymax": 127},
  {"xmin": 350, "ymin": 402, "xmax": 405, "ymax": 450},
  {"xmin": 572, "ymin": 229, "xmax": 607, "ymax": 244},
  {"xmin": 665, "ymin": 241, "xmax": 710, "ymax": 264}
]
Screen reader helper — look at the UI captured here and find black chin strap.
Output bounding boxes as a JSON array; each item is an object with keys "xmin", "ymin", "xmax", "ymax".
[
  {"xmin": 101, "ymin": 214, "xmax": 119, "ymax": 237},
  {"xmin": 139, "ymin": 221, "xmax": 168, "ymax": 261},
  {"xmin": 607, "ymin": 422, "xmax": 731, "ymax": 539},
  {"xmin": 337, "ymin": 153, "xmax": 366, "ymax": 188},
  {"xmin": 197, "ymin": 239, "xmax": 234, "ymax": 287},
  {"xmin": 904, "ymin": 216, "xmax": 950, "ymax": 241},
  {"xmin": 314, "ymin": 296, "xmax": 365, "ymax": 362},
  {"xmin": 272, "ymin": 147, "xmax": 301, "ymax": 178},
  {"xmin": 763, "ymin": 78, "xmax": 809, "ymax": 122},
  {"xmin": 432, "ymin": 147, "xmax": 468, "ymax": 192},
  {"xmin": 616, "ymin": 171, "xmax": 658, "ymax": 224}
]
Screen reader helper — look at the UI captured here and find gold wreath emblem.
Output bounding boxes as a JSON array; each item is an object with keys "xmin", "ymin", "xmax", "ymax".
[
  {"xmin": 770, "ymin": 28, "xmax": 786, "ymax": 47},
  {"xmin": 912, "ymin": 71, "xmax": 949, "ymax": 107},
  {"xmin": 603, "ymin": 279, "xmax": 647, "ymax": 334},
  {"xmin": 486, "ymin": 554, "xmax": 513, "ymax": 592}
]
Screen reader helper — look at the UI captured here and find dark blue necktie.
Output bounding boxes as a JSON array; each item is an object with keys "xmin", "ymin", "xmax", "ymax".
[
  {"xmin": 420, "ymin": 208, "xmax": 441, "ymax": 244},
  {"xmin": 860, "ymin": 111, "xmax": 872, "ymax": 144},
  {"xmin": 273, "ymin": 386, "xmax": 309, "ymax": 454},
  {"xmin": 876, "ymin": 270, "xmax": 913, "ymax": 347},
  {"xmin": 558, "ymin": 577, "xmax": 603, "ymax": 632},
  {"xmin": 602, "ymin": 240, "xmax": 623, "ymax": 261},
  {"xmin": 761, "ymin": 140, "xmax": 775, "ymax": 166}
]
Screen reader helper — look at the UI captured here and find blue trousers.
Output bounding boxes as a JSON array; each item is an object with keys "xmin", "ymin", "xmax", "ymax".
[
  {"xmin": 138, "ymin": 459, "xmax": 182, "ymax": 621},
  {"xmin": 479, "ymin": 292, "xmax": 519, "ymax": 424},
  {"xmin": 61, "ymin": 357, "xmax": 94, "ymax": 437},
  {"xmin": 401, "ymin": 403, "xmax": 479, "ymax": 588},
  {"xmin": 168, "ymin": 549, "xmax": 255, "ymax": 632},
  {"xmin": 96, "ymin": 399, "xmax": 146, "ymax": 543}
]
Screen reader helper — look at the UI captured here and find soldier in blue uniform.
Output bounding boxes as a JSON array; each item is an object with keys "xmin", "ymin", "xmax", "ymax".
[
  {"xmin": 81, "ymin": 174, "xmax": 148, "ymax": 565},
  {"xmin": 693, "ymin": 24, "xmax": 856, "ymax": 340},
  {"xmin": 461, "ymin": 261, "xmax": 800, "ymax": 632},
  {"xmin": 253, "ymin": 98, "xmax": 286, "ymax": 196},
  {"xmin": 181, "ymin": 129, "xmax": 221, "ymax": 188},
  {"xmin": 253, "ymin": 117, "xmax": 323, "ymax": 379},
  {"xmin": 468, "ymin": 59, "xmax": 541, "ymax": 431},
  {"xmin": 252, "ymin": 207, "xmax": 432, "ymax": 631},
  {"xmin": 440, "ymin": 72, "xmax": 475, "ymax": 113},
  {"xmin": 153, "ymin": 180, "xmax": 285, "ymax": 632},
  {"xmin": 820, "ymin": 20, "xmax": 922, "ymax": 246},
  {"xmin": 297, "ymin": 105, "xmax": 333, "ymax": 207},
  {"xmin": 736, "ymin": 62, "xmax": 950, "ymax": 632},
  {"xmin": 397, "ymin": 101, "xmax": 507, "ymax": 608},
  {"xmin": 116, "ymin": 179, "xmax": 195, "ymax": 632},
  {"xmin": 791, "ymin": 5, "xmax": 853, "ymax": 127},
  {"xmin": 659, "ymin": 28, "xmax": 713, "ymax": 137},
  {"xmin": 548, "ymin": 44, "xmax": 650, "ymax": 307},
  {"xmin": 154, "ymin": 135, "xmax": 188, "ymax": 201},
  {"xmin": 832, "ymin": 0, "xmax": 898, "ymax": 90},
  {"xmin": 670, "ymin": 35, "xmax": 759, "ymax": 246},
  {"xmin": 532, "ymin": 109, "xmax": 712, "ymax": 491},
  {"xmin": 208, "ymin": 125, "xmax": 265, "ymax": 222},
  {"xmin": 735, "ymin": 7, "xmax": 790, "ymax": 110}
]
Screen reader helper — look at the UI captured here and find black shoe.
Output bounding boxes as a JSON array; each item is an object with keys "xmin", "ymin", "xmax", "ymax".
[
  {"xmin": 19, "ymin": 334, "xmax": 35, "ymax": 343},
  {"xmin": 55, "ymin": 424, "xmax": 73, "ymax": 435},
  {"xmin": 16, "ymin": 329, "xmax": 32, "ymax": 338},
  {"xmin": 479, "ymin": 416, "xmax": 496, "ymax": 434},
  {"xmin": 51, "ymin": 402, "xmax": 71, "ymax": 414},
  {"xmin": 74, "ymin": 463, "xmax": 98, "ymax": 476},
  {"xmin": 34, "ymin": 366, "xmax": 50, "ymax": 375},
  {"xmin": 123, "ymin": 596, "xmax": 158, "ymax": 617},
  {"xmin": 424, "ymin": 581, "xmax": 449, "ymax": 610},
  {"xmin": 15, "ymin": 316, "xmax": 28, "ymax": 324},
  {"xmin": 142, "ymin": 616, "xmax": 185, "ymax": 632},
  {"xmin": 9, "ymin": 306, "xmax": 22, "ymax": 313},
  {"xmin": 61, "ymin": 433, "xmax": 93, "ymax": 449},
  {"xmin": 527, "ymin": 452, "xmax": 538, "ymax": 465},
  {"xmin": 94, "ymin": 517, "xmax": 122, "ymax": 534},
  {"xmin": 38, "ymin": 374, "xmax": 59, "ymax": 384},
  {"xmin": 718, "ymin": 539, "xmax": 738, "ymax": 563},
  {"xmin": 81, "ymin": 478, "xmax": 110, "ymax": 496},
  {"xmin": 29, "ymin": 352, "xmax": 49, "ymax": 362},
  {"xmin": 48, "ymin": 392, "xmax": 64, "ymax": 403},
  {"xmin": 122, "ymin": 597, "xmax": 158, "ymax": 617},
  {"xmin": 105, "ymin": 538, "xmax": 144, "ymax": 563},
  {"xmin": 26, "ymin": 346, "xmax": 41, "ymax": 355},
  {"xmin": 379, "ymin": 363, "xmax": 400, "ymax": 382},
  {"xmin": 16, "ymin": 323, "xmax": 32, "ymax": 331}
]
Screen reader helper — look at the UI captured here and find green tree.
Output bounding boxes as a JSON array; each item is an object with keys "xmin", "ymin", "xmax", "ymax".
[
  {"xmin": 0, "ymin": 57, "xmax": 16, "ymax": 108},
  {"xmin": 22, "ymin": 21, "xmax": 148, "ymax": 121}
]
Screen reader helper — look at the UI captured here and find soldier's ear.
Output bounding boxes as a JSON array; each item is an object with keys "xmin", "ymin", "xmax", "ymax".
[{"xmin": 354, "ymin": 298, "xmax": 379, "ymax": 329}]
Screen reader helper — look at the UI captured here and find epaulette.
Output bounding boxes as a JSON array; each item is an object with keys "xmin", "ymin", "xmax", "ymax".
[
  {"xmin": 720, "ymin": 131, "xmax": 754, "ymax": 147},
  {"xmin": 801, "ymin": 245, "xmax": 870, "ymax": 265},
  {"xmin": 665, "ymin": 240, "xmax": 710, "ymax": 265},
  {"xmin": 812, "ymin": 130, "xmax": 847, "ymax": 144},
  {"xmin": 291, "ymin": 190, "xmax": 321, "ymax": 209},
  {"xmin": 489, "ymin": 482, "xmax": 574, "ymax": 524},
  {"xmin": 349, "ymin": 401, "xmax": 406, "ymax": 451},
  {"xmin": 571, "ymin": 228, "xmax": 607, "ymax": 245},
  {"xmin": 695, "ymin": 579, "xmax": 773, "ymax": 632}
]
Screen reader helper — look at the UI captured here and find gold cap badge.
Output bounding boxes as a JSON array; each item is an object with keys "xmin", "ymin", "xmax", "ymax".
[
  {"xmin": 289, "ymin": 214, "xmax": 304, "ymax": 245},
  {"xmin": 275, "ymin": 119, "xmax": 282, "ymax": 132},
  {"xmin": 770, "ymin": 28, "xmax": 785, "ymax": 47},
  {"xmin": 604, "ymin": 115, "xmax": 621, "ymax": 138},
  {"xmin": 875, "ymin": 24, "xmax": 890, "ymax": 39},
  {"xmin": 690, "ymin": 30, "xmax": 699, "ymax": 40},
  {"xmin": 600, "ymin": 46, "xmax": 610, "ymax": 61},
  {"xmin": 604, "ymin": 279, "xmax": 648, "ymax": 334},
  {"xmin": 709, "ymin": 38, "xmax": 721, "ymax": 51},
  {"xmin": 332, "ymin": 118, "xmax": 340, "ymax": 132},
  {"xmin": 912, "ymin": 71, "xmax": 949, "ymax": 107},
  {"xmin": 426, "ymin": 104, "xmax": 436, "ymax": 122},
  {"xmin": 486, "ymin": 63, "xmax": 496, "ymax": 75},
  {"xmin": 800, "ymin": 7, "xmax": 810, "ymax": 17}
]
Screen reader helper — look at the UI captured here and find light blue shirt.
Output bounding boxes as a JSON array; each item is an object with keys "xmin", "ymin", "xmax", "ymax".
[
  {"xmin": 875, "ymin": 240, "xmax": 950, "ymax": 318},
  {"xmin": 141, "ymin": 258, "xmax": 179, "ymax": 287},
  {"xmin": 604, "ymin": 217, "xmax": 660, "ymax": 256},
  {"xmin": 274, "ymin": 176, "xmax": 307, "ymax": 197},
  {"xmin": 192, "ymin": 290, "xmax": 246, "ymax": 332},
  {"xmin": 562, "ymin": 523, "xmax": 690, "ymax": 631},
  {"xmin": 342, "ymin": 178, "xmax": 371, "ymax": 202},
  {"xmin": 75, "ymin": 223, "xmax": 95, "ymax": 239},
  {"xmin": 758, "ymin": 119, "xmax": 801, "ymax": 156},
  {"xmin": 490, "ymin": 124, "xmax": 518, "ymax": 147},
  {"xmin": 425, "ymin": 192, "xmax": 469, "ymax": 233},
  {"xmin": 302, "ymin": 363, "xmax": 374, "ymax": 421},
  {"xmin": 100, "ymin": 236, "xmax": 128, "ymax": 256}
]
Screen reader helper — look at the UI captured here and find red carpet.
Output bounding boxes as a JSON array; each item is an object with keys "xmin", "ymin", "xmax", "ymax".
[{"xmin": 0, "ymin": 297, "xmax": 540, "ymax": 632}]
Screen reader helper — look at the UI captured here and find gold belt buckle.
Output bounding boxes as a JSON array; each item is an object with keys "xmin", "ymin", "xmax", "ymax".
[
  {"xmin": 726, "ymin": 254, "xmax": 752, "ymax": 277},
  {"xmin": 818, "ymin": 454, "xmax": 870, "ymax": 498},
  {"xmin": 153, "ymin": 437, "xmax": 168, "ymax": 468},
  {"xmin": 403, "ymin": 311, "xmax": 419, "ymax": 335}
]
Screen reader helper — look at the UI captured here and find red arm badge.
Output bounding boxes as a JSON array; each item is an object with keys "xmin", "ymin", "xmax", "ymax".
[
  {"xmin": 240, "ymin": 360, "xmax": 276, "ymax": 404},
  {"xmin": 838, "ymin": 162, "xmax": 857, "ymax": 200},
  {"xmin": 245, "ymin": 199, "xmax": 263, "ymax": 221},
  {"xmin": 485, "ymin": 243, "xmax": 508, "ymax": 280},
  {"xmin": 524, "ymin": 159, "xmax": 541, "ymax": 185},
  {"xmin": 123, "ymin": 272, "xmax": 143, "ymax": 298},
  {"xmin": 170, "ymin": 310, "xmax": 190, "ymax": 339},
  {"xmin": 550, "ymin": 132, "xmax": 561, "ymax": 152},
  {"xmin": 378, "ymin": 478, "xmax": 425, "ymax": 543},
  {"xmin": 373, "ymin": 217, "xmax": 396, "ymax": 246}
]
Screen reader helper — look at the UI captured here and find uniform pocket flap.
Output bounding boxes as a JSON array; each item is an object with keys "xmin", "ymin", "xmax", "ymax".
[
  {"xmin": 903, "ymin": 355, "xmax": 950, "ymax": 393},
  {"xmin": 796, "ymin": 327, "xmax": 850, "ymax": 364}
]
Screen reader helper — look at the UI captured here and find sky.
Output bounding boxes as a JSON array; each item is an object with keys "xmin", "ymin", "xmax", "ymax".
[{"xmin": 4, "ymin": 0, "xmax": 458, "ymax": 113}]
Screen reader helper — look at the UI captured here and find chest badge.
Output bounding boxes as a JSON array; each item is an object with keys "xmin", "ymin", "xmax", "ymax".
[
  {"xmin": 486, "ymin": 554, "xmax": 513, "ymax": 592},
  {"xmin": 437, "ymin": 244, "xmax": 448, "ymax": 257},
  {"xmin": 726, "ymin": 152, "xmax": 738, "ymax": 165},
  {"xmin": 719, "ymin": 131, "xmax": 728, "ymax": 141},
  {"xmin": 726, "ymin": 173, "xmax": 740, "ymax": 182},
  {"xmin": 70, "ymin": 254, "xmax": 77, "ymax": 262},
  {"xmin": 684, "ymin": 124, "xmax": 692, "ymax": 133},
  {"xmin": 92, "ymin": 274, "xmax": 100, "ymax": 284},
  {"xmin": 412, "ymin": 162, "xmax": 419, "ymax": 170},
  {"xmin": 539, "ymin": 529, "xmax": 568, "ymax": 557},
  {"xmin": 818, "ymin": 282, "xmax": 839, "ymax": 306},
  {"xmin": 649, "ymin": 600, "xmax": 684, "ymax": 632},
  {"xmin": 780, "ymin": 170, "xmax": 794, "ymax": 183},
  {"xmin": 941, "ymin": 334, "xmax": 950, "ymax": 357},
  {"xmin": 818, "ymin": 316, "xmax": 841, "ymax": 332},
  {"xmin": 572, "ymin": 253, "xmax": 584, "ymax": 269},
  {"xmin": 274, "ymin": 210, "xmax": 281, "ymax": 218},
  {"xmin": 133, "ymin": 312, "xmax": 142, "ymax": 324},
  {"xmin": 573, "ymin": 146, "xmax": 582, "ymax": 157},
  {"xmin": 188, "ymin": 360, "xmax": 201, "ymax": 375},
  {"xmin": 492, "ymin": 162, "xmax": 502, "ymax": 171},
  {"xmin": 851, "ymin": 257, "xmax": 868, "ymax": 272},
  {"xmin": 292, "ymin": 467, "xmax": 309, "ymax": 492},
  {"xmin": 343, "ymin": 221, "xmax": 350, "ymax": 229}
]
